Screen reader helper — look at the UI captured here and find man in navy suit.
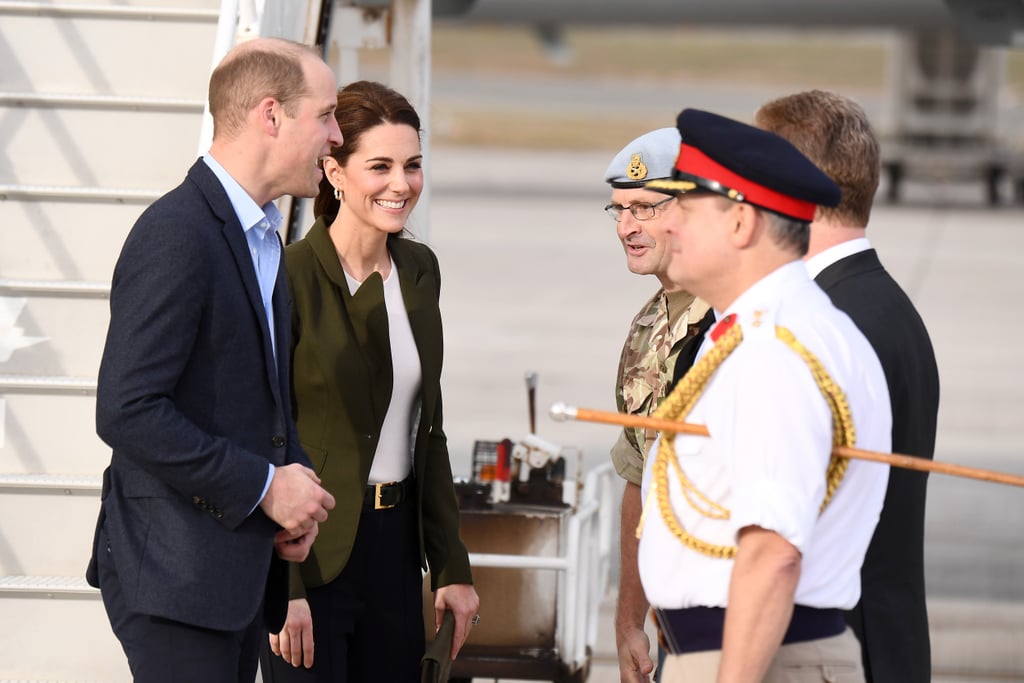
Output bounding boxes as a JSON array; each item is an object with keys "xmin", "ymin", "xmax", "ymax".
[
  {"xmin": 756, "ymin": 90, "xmax": 941, "ymax": 683},
  {"xmin": 86, "ymin": 37, "xmax": 341, "ymax": 682}
]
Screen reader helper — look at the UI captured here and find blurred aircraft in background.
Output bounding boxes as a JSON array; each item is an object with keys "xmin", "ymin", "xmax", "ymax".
[
  {"xmin": 435, "ymin": 0, "xmax": 1021, "ymax": 45},
  {"xmin": 431, "ymin": 0, "xmax": 1024, "ymax": 203}
]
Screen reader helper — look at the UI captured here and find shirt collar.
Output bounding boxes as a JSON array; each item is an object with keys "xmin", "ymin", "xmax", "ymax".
[
  {"xmin": 804, "ymin": 237, "xmax": 872, "ymax": 279},
  {"xmin": 718, "ymin": 260, "xmax": 810, "ymax": 326},
  {"xmin": 202, "ymin": 154, "xmax": 282, "ymax": 237}
]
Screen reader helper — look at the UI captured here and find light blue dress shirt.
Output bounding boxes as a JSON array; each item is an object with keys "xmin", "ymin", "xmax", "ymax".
[{"xmin": 202, "ymin": 154, "xmax": 282, "ymax": 509}]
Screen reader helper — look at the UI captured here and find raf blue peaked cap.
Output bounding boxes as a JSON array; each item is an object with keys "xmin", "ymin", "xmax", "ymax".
[{"xmin": 604, "ymin": 127, "xmax": 682, "ymax": 188}]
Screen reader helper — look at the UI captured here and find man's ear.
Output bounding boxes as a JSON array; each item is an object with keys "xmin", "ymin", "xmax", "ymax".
[
  {"xmin": 256, "ymin": 97, "xmax": 280, "ymax": 136},
  {"xmin": 729, "ymin": 203, "xmax": 759, "ymax": 249}
]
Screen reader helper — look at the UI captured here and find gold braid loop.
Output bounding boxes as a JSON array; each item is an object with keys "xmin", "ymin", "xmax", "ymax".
[
  {"xmin": 638, "ymin": 322, "xmax": 856, "ymax": 559},
  {"xmin": 638, "ymin": 322, "xmax": 743, "ymax": 558},
  {"xmin": 774, "ymin": 327, "xmax": 855, "ymax": 511}
]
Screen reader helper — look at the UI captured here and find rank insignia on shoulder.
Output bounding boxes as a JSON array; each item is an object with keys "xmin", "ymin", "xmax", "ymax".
[
  {"xmin": 746, "ymin": 308, "xmax": 778, "ymax": 336},
  {"xmin": 627, "ymin": 153, "xmax": 648, "ymax": 181}
]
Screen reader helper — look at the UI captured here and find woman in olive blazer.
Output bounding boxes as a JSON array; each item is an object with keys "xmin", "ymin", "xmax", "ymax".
[{"xmin": 261, "ymin": 81, "xmax": 478, "ymax": 683}]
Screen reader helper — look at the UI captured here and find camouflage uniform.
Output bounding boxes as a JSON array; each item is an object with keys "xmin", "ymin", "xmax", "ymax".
[{"xmin": 611, "ymin": 289, "xmax": 711, "ymax": 485}]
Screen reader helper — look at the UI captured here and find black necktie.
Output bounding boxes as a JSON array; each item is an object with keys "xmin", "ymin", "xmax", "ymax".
[{"xmin": 669, "ymin": 307, "xmax": 716, "ymax": 390}]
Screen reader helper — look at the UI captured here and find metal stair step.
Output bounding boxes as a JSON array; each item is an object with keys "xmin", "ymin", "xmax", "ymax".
[
  {"xmin": 0, "ymin": 575, "xmax": 98, "ymax": 598},
  {"xmin": 0, "ymin": 474, "xmax": 102, "ymax": 494},
  {"xmin": 0, "ymin": 1, "xmax": 219, "ymax": 21},
  {"xmin": 0, "ymin": 91, "xmax": 203, "ymax": 112},
  {"xmin": 0, "ymin": 376, "xmax": 97, "ymax": 394},
  {"xmin": 0, "ymin": 279, "xmax": 110, "ymax": 298},
  {"xmin": 0, "ymin": 184, "xmax": 161, "ymax": 203}
]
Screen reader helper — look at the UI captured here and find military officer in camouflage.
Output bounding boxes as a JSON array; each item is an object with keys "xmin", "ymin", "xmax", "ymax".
[{"xmin": 604, "ymin": 127, "xmax": 713, "ymax": 682}]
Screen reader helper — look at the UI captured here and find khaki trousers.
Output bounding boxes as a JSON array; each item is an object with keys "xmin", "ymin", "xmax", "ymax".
[{"xmin": 659, "ymin": 627, "xmax": 864, "ymax": 683}]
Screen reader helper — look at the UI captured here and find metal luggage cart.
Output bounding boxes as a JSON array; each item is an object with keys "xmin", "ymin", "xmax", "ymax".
[{"xmin": 425, "ymin": 463, "xmax": 616, "ymax": 682}]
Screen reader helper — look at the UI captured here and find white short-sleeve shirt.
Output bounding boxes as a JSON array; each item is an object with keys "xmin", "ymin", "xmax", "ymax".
[{"xmin": 639, "ymin": 261, "xmax": 891, "ymax": 610}]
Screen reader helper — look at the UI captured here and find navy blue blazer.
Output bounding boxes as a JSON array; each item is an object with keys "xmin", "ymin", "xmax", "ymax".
[
  {"xmin": 87, "ymin": 159, "xmax": 309, "ymax": 633},
  {"xmin": 816, "ymin": 249, "xmax": 939, "ymax": 683}
]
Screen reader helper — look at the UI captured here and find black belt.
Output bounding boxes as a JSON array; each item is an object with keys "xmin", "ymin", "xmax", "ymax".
[
  {"xmin": 363, "ymin": 477, "xmax": 413, "ymax": 510},
  {"xmin": 655, "ymin": 605, "xmax": 846, "ymax": 655}
]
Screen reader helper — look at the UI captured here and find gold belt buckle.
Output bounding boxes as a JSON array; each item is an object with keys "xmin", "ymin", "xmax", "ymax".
[{"xmin": 374, "ymin": 481, "xmax": 397, "ymax": 510}]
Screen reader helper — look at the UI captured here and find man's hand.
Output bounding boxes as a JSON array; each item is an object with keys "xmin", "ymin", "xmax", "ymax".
[
  {"xmin": 617, "ymin": 625, "xmax": 654, "ymax": 683},
  {"xmin": 434, "ymin": 583, "xmax": 480, "ymax": 660},
  {"xmin": 268, "ymin": 598, "xmax": 314, "ymax": 668},
  {"xmin": 274, "ymin": 522, "xmax": 317, "ymax": 563},
  {"xmin": 617, "ymin": 481, "xmax": 654, "ymax": 682},
  {"xmin": 259, "ymin": 463, "xmax": 335, "ymax": 534}
]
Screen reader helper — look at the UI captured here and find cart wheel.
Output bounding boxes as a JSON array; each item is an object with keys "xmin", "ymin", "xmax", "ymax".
[
  {"xmin": 884, "ymin": 162, "xmax": 903, "ymax": 203},
  {"xmin": 986, "ymin": 165, "xmax": 1004, "ymax": 206}
]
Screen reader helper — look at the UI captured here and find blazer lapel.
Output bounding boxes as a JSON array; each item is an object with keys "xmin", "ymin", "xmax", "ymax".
[
  {"xmin": 269, "ymin": 235, "xmax": 290, "ymax": 407},
  {"xmin": 307, "ymin": 220, "xmax": 392, "ymax": 430},
  {"xmin": 392, "ymin": 239, "xmax": 441, "ymax": 398},
  {"xmin": 189, "ymin": 161, "xmax": 283, "ymax": 409},
  {"xmin": 391, "ymin": 239, "xmax": 443, "ymax": 478},
  {"xmin": 345, "ymin": 272, "xmax": 393, "ymax": 424}
]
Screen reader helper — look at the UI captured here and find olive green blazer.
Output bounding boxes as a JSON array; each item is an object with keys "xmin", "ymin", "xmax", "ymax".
[{"xmin": 286, "ymin": 217, "xmax": 472, "ymax": 596}]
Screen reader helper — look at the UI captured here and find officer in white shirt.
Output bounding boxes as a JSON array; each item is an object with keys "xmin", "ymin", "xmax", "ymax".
[{"xmin": 637, "ymin": 108, "xmax": 892, "ymax": 683}]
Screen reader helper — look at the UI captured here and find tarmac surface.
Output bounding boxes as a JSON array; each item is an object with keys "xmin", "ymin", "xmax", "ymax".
[{"xmin": 417, "ymin": 145, "xmax": 1024, "ymax": 681}]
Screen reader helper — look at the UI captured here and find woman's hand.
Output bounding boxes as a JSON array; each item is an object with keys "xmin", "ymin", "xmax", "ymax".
[{"xmin": 434, "ymin": 583, "xmax": 481, "ymax": 659}]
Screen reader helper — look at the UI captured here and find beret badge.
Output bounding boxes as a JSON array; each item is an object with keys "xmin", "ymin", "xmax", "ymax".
[{"xmin": 626, "ymin": 153, "xmax": 648, "ymax": 181}]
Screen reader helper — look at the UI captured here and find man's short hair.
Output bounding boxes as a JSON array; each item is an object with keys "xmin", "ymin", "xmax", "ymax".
[
  {"xmin": 762, "ymin": 209, "xmax": 810, "ymax": 256},
  {"xmin": 208, "ymin": 38, "xmax": 320, "ymax": 140},
  {"xmin": 755, "ymin": 90, "xmax": 880, "ymax": 226}
]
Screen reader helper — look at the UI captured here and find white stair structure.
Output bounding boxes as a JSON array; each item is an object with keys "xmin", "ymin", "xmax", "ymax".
[
  {"xmin": 0, "ymin": 2, "xmax": 221, "ymax": 678},
  {"xmin": 0, "ymin": 0, "xmax": 437, "ymax": 678}
]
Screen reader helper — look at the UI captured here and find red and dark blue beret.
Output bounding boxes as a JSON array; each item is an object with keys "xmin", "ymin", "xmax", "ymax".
[{"xmin": 645, "ymin": 108, "xmax": 840, "ymax": 222}]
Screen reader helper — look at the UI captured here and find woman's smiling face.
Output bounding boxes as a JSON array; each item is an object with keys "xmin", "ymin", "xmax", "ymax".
[{"xmin": 331, "ymin": 121, "xmax": 423, "ymax": 235}]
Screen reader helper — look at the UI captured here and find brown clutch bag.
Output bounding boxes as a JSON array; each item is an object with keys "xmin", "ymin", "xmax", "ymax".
[{"xmin": 421, "ymin": 610, "xmax": 455, "ymax": 683}]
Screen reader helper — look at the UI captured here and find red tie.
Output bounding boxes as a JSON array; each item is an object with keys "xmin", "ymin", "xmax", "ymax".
[{"xmin": 709, "ymin": 313, "xmax": 737, "ymax": 342}]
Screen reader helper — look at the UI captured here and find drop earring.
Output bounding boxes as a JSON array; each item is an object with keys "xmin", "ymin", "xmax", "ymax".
[{"xmin": 334, "ymin": 187, "xmax": 343, "ymax": 201}]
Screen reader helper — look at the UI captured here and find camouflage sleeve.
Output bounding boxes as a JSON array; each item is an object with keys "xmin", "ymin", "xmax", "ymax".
[{"xmin": 610, "ymin": 429, "xmax": 645, "ymax": 486}]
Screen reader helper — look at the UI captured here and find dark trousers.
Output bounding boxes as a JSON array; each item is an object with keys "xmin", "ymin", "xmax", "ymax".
[
  {"xmin": 260, "ymin": 499, "xmax": 425, "ymax": 683},
  {"xmin": 96, "ymin": 524, "xmax": 263, "ymax": 683}
]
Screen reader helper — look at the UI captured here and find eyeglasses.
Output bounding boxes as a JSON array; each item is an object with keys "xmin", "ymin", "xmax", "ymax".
[{"xmin": 604, "ymin": 196, "xmax": 674, "ymax": 222}]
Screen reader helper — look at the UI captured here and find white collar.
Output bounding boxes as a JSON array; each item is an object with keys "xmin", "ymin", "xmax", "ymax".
[{"xmin": 804, "ymin": 237, "xmax": 872, "ymax": 279}]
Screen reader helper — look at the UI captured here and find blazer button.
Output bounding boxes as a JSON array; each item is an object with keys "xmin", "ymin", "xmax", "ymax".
[{"xmin": 271, "ymin": 435, "xmax": 285, "ymax": 448}]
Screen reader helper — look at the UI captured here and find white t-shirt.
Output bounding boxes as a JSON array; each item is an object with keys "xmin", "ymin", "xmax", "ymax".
[{"xmin": 346, "ymin": 257, "xmax": 421, "ymax": 484}]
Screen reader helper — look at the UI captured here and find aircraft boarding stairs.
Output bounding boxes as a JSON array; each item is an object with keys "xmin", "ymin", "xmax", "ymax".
[
  {"xmin": 0, "ymin": 1, "xmax": 296, "ymax": 678},
  {"xmin": 1, "ymin": 1, "xmax": 607, "ymax": 679}
]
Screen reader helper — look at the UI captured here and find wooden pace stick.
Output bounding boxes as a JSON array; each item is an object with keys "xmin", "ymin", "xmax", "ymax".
[{"xmin": 549, "ymin": 402, "xmax": 1024, "ymax": 489}]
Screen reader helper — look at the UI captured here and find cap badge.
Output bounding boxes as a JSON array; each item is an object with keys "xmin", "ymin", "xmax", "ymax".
[{"xmin": 626, "ymin": 154, "xmax": 648, "ymax": 181}]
